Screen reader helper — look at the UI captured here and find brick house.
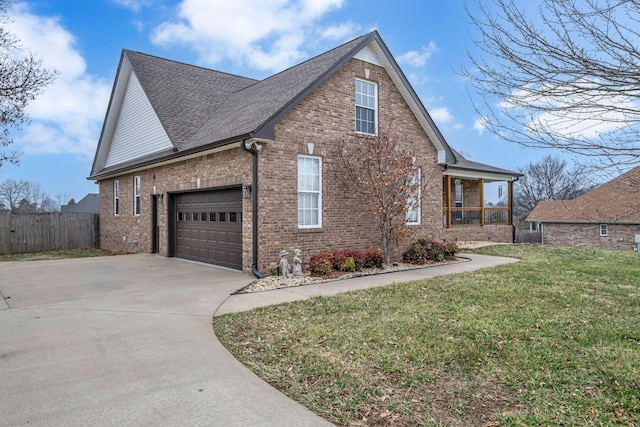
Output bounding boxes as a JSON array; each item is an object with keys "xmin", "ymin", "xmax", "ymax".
[
  {"xmin": 89, "ymin": 31, "xmax": 520, "ymax": 275},
  {"xmin": 527, "ymin": 166, "xmax": 640, "ymax": 251}
]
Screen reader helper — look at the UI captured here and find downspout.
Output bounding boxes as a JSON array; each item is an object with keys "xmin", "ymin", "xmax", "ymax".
[{"xmin": 241, "ymin": 139, "xmax": 264, "ymax": 278}]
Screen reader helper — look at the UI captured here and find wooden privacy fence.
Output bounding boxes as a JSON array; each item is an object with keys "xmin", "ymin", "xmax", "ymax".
[
  {"xmin": 515, "ymin": 230, "xmax": 542, "ymax": 244},
  {"xmin": 0, "ymin": 212, "xmax": 99, "ymax": 255}
]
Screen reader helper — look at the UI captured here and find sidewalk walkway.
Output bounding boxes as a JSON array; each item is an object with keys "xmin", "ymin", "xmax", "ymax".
[{"xmin": 215, "ymin": 252, "xmax": 518, "ymax": 316}]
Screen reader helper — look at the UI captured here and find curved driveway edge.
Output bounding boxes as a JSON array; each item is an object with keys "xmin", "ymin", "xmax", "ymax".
[
  {"xmin": 215, "ymin": 252, "xmax": 519, "ymax": 316},
  {"xmin": 0, "ymin": 254, "xmax": 332, "ymax": 426},
  {"xmin": 0, "ymin": 252, "xmax": 517, "ymax": 426}
]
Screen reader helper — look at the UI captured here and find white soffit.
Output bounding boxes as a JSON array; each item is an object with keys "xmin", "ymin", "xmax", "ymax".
[{"xmin": 103, "ymin": 60, "xmax": 173, "ymax": 168}]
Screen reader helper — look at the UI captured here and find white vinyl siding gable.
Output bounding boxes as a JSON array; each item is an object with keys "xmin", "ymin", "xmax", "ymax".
[{"xmin": 104, "ymin": 71, "xmax": 173, "ymax": 168}]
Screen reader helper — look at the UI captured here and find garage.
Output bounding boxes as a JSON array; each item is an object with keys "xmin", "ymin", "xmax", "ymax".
[{"xmin": 173, "ymin": 188, "xmax": 243, "ymax": 269}]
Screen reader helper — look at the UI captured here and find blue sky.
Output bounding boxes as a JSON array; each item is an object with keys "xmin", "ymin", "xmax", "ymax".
[{"xmin": 2, "ymin": 0, "xmax": 548, "ymax": 203}]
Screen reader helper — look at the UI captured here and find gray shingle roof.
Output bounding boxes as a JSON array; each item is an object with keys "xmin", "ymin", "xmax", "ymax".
[
  {"xmin": 447, "ymin": 148, "xmax": 521, "ymax": 177},
  {"xmin": 184, "ymin": 33, "xmax": 369, "ymax": 149}
]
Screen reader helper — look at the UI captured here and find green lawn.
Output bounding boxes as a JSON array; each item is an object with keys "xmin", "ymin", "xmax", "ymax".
[{"xmin": 213, "ymin": 245, "xmax": 640, "ymax": 426}]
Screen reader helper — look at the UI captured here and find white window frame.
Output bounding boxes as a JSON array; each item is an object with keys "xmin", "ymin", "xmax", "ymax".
[
  {"xmin": 406, "ymin": 168, "xmax": 421, "ymax": 225},
  {"xmin": 355, "ymin": 78, "xmax": 378, "ymax": 135},
  {"xmin": 113, "ymin": 180, "xmax": 120, "ymax": 216},
  {"xmin": 298, "ymin": 155, "xmax": 322, "ymax": 228},
  {"xmin": 133, "ymin": 176, "xmax": 141, "ymax": 216},
  {"xmin": 454, "ymin": 180, "xmax": 464, "ymax": 220},
  {"xmin": 600, "ymin": 224, "xmax": 608, "ymax": 236}
]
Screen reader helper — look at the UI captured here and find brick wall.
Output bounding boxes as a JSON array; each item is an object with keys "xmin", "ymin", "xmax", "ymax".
[
  {"xmin": 99, "ymin": 149, "xmax": 252, "ymax": 263},
  {"xmin": 543, "ymin": 222, "xmax": 640, "ymax": 251},
  {"xmin": 258, "ymin": 58, "xmax": 443, "ymax": 272},
  {"xmin": 442, "ymin": 224, "xmax": 513, "ymax": 244}
]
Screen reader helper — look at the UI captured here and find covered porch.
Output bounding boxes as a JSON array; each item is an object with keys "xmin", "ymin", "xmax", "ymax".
[{"xmin": 441, "ymin": 157, "xmax": 521, "ymax": 243}]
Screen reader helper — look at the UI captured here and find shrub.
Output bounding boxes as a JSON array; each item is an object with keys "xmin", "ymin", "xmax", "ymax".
[
  {"xmin": 309, "ymin": 251, "xmax": 334, "ymax": 277},
  {"xmin": 364, "ymin": 248, "xmax": 385, "ymax": 268},
  {"xmin": 402, "ymin": 239, "xmax": 459, "ymax": 265}
]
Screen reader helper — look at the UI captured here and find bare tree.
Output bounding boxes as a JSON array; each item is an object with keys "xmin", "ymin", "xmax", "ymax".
[
  {"xmin": 0, "ymin": 178, "xmax": 56, "ymax": 212},
  {"xmin": 335, "ymin": 133, "xmax": 422, "ymax": 265},
  {"xmin": 463, "ymin": 0, "xmax": 640, "ymax": 169},
  {"xmin": 0, "ymin": 0, "xmax": 57, "ymax": 167},
  {"xmin": 514, "ymin": 155, "xmax": 593, "ymax": 219}
]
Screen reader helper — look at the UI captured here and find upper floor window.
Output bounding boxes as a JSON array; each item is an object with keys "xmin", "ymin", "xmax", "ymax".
[
  {"xmin": 133, "ymin": 176, "xmax": 141, "ymax": 216},
  {"xmin": 298, "ymin": 155, "xmax": 322, "ymax": 228},
  {"xmin": 355, "ymin": 79, "xmax": 377, "ymax": 135},
  {"xmin": 113, "ymin": 180, "xmax": 120, "ymax": 216}
]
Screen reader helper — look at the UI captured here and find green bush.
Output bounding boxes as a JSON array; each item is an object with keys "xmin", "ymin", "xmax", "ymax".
[{"xmin": 402, "ymin": 239, "xmax": 459, "ymax": 264}]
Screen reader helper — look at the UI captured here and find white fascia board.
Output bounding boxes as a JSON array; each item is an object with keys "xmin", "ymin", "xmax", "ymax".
[{"xmin": 443, "ymin": 168, "xmax": 519, "ymax": 182}]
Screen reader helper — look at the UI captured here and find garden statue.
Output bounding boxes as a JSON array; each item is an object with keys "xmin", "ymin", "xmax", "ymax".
[
  {"xmin": 279, "ymin": 250, "xmax": 290, "ymax": 279},
  {"xmin": 293, "ymin": 249, "xmax": 303, "ymax": 277}
]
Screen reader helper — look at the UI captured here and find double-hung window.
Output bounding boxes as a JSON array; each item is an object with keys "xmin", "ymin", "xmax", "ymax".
[
  {"xmin": 298, "ymin": 155, "xmax": 322, "ymax": 228},
  {"xmin": 114, "ymin": 180, "xmax": 120, "ymax": 216},
  {"xmin": 133, "ymin": 176, "xmax": 141, "ymax": 216},
  {"xmin": 600, "ymin": 224, "xmax": 608, "ymax": 236},
  {"xmin": 454, "ymin": 180, "xmax": 464, "ymax": 221},
  {"xmin": 406, "ymin": 168, "xmax": 421, "ymax": 224},
  {"xmin": 355, "ymin": 79, "xmax": 377, "ymax": 134}
]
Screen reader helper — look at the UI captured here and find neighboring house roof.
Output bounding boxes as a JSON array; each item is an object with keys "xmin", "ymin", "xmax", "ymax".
[
  {"xmin": 89, "ymin": 30, "xmax": 515, "ymax": 181},
  {"xmin": 527, "ymin": 166, "xmax": 640, "ymax": 224},
  {"xmin": 61, "ymin": 193, "xmax": 100, "ymax": 213}
]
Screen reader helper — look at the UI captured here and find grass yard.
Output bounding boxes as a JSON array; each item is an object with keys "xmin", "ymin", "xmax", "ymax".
[
  {"xmin": 0, "ymin": 248, "xmax": 116, "ymax": 261},
  {"xmin": 213, "ymin": 245, "xmax": 640, "ymax": 426}
]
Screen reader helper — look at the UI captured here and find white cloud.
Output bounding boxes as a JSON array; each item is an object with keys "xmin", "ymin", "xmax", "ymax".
[
  {"xmin": 429, "ymin": 106, "xmax": 463, "ymax": 131},
  {"xmin": 321, "ymin": 22, "xmax": 360, "ymax": 40},
  {"xmin": 473, "ymin": 117, "xmax": 487, "ymax": 135},
  {"xmin": 398, "ymin": 42, "xmax": 437, "ymax": 68},
  {"xmin": 110, "ymin": 0, "xmax": 155, "ymax": 12},
  {"xmin": 151, "ymin": 0, "xmax": 347, "ymax": 71},
  {"xmin": 7, "ymin": 4, "xmax": 111, "ymax": 159}
]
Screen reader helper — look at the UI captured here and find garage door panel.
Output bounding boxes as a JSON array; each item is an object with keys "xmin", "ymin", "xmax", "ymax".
[{"xmin": 174, "ymin": 188, "xmax": 242, "ymax": 270}]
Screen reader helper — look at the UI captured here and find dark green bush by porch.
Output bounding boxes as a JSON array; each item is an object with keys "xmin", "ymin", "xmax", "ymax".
[{"xmin": 402, "ymin": 239, "xmax": 459, "ymax": 264}]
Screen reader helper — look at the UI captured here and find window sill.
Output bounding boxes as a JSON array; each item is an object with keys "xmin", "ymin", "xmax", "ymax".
[{"xmin": 298, "ymin": 227, "xmax": 323, "ymax": 233}]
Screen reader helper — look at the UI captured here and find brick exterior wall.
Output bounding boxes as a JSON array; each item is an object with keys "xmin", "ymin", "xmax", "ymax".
[
  {"xmin": 258, "ymin": 58, "xmax": 443, "ymax": 272},
  {"xmin": 542, "ymin": 222, "xmax": 640, "ymax": 251},
  {"xmin": 99, "ymin": 149, "xmax": 252, "ymax": 263},
  {"xmin": 97, "ymin": 57, "xmax": 514, "ymax": 273},
  {"xmin": 443, "ymin": 224, "xmax": 514, "ymax": 244}
]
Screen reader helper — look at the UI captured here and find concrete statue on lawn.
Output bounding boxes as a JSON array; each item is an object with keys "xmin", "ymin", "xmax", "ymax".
[
  {"xmin": 293, "ymin": 249, "xmax": 303, "ymax": 277},
  {"xmin": 279, "ymin": 250, "xmax": 290, "ymax": 279}
]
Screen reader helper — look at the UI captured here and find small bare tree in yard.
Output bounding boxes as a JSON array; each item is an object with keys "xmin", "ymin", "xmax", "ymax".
[
  {"xmin": 335, "ymin": 133, "xmax": 422, "ymax": 265},
  {"xmin": 0, "ymin": 0, "xmax": 56, "ymax": 167},
  {"xmin": 463, "ymin": 0, "xmax": 640, "ymax": 171}
]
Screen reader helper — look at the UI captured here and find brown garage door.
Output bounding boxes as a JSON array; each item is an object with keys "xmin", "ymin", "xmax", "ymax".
[{"xmin": 174, "ymin": 188, "xmax": 242, "ymax": 269}]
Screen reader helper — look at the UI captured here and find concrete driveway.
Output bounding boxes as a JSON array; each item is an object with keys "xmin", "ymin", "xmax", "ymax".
[{"xmin": 0, "ymin": 254, "xmax": 332, "ymax": 426}]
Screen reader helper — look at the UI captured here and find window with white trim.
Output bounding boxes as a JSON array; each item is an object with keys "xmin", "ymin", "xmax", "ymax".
[
  {"xmin": 133, "ymin": 176, "xmax": 141, "ymax": 216},
  {"xmin": 113, "ymin": 180, "xmax": 120, "ymax": 216},
  {"xmin": 406, "ymin": 168, "xmax": 421, "ymax": 224},
  {"xmin": 600, "ymin": 224, "xmax": 608, "ymax": 236},
  {"xmin": 454, "ymin": 179, "xmax": 463, "ymax": 221},
  {"xmin": 355, "ymin": 79, "xmax": 377, "ymax": 135},
  {"xmin": 298, "ymin": 155, "xmax": 322, "ymax": 228}
]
